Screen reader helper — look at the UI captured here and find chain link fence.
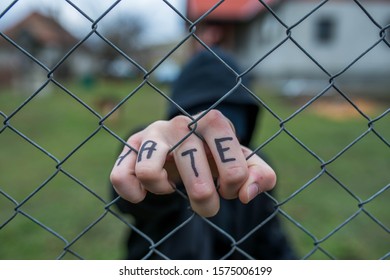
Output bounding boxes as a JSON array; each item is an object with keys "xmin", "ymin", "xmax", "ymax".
[{"xmin": 0, "ymin": 0, "xmax": 389, "ymax": 260}]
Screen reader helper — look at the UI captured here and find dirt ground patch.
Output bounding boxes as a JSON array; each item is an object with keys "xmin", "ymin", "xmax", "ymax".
[{"xmin": 308, "ymin": 97, "xmax": 384, "ymax": 120}]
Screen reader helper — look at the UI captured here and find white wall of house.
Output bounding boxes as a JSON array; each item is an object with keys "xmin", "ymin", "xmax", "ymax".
[{"xmin": 237, "ymin": 1, "xmax": 390, "ymax": 95}]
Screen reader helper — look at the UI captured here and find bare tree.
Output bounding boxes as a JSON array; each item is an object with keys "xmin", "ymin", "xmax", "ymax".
[{"xmin": 99, "ymin": 13, "xmax": 145, "ymax": 67}]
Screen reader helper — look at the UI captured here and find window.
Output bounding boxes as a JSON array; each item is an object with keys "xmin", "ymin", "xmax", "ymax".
[{"xmin": 315, "ymin": 16, "xmax": 336, "ymax": 44}]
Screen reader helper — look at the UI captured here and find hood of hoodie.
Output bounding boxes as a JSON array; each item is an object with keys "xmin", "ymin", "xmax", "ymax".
[{"xmin": 167, "ymin": 48, "xmax": 260, "ymax": 146}]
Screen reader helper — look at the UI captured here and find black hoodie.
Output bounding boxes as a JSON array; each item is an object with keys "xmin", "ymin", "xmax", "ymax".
[{"xmin": 113, "ymin": 48, "xmax": 295, "ymax": 260}]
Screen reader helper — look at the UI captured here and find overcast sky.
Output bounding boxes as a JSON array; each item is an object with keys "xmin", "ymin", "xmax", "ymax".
[{"xmin": 0, "ymin": 0, "xmax": 187, "ymax": 45}]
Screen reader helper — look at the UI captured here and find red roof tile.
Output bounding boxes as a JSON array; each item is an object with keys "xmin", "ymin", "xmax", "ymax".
[{"xmin": 186, "ymin": 0, "xmax": 279, "ymax": 22}]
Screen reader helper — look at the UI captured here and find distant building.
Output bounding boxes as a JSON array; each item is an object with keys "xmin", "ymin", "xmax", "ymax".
[
  {"xmin": 187, "ymin": 0, "xmax": 390, "ymax": 96},
  {"xmin": 0, "ymin": 12, "xmax": 94, "ymax": 90}
]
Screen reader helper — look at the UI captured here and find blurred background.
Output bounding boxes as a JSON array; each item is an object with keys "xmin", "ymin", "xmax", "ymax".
[{"xmin": 0, "ymin": 0, "xmax": 389, "ymax": 259}]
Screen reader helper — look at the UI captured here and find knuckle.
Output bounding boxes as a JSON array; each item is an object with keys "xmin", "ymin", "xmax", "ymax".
[
  {"xmin": 110, "ymin": 170, "xmax": 125, "ymax": 188},
  {"xmin": 218, "ymin": 166, "xmax": 248, "ymax": 199},
  {"xmin": 205, "ymin": 109, "xmax": 225, "ymax": 121},
  {"xmin": 136, "ymin": 165, "xmax": 161, "ymax": 182},
  {"xmin": 147, "ymin": 120, "xmax": 168, "ymax": 130},
  {"xmin": 202, "ymin": 109, "xmax": 226, "ymax": 127},
  {"xmin": 221, "ymin": 165, "xmax": 248, "ymax": 186},
  {"xmin": 170, "ymin": 115, "xmax": 191, "ymax": 131},
  {"xmin": 110, "ymin": 172, "xmax": 146, "ymax": 204},
  {"xmin": 189, "ymin": 182, "xmax": 215, "ymax": 203},
  {"xmin": 127, "ymin": 191, "xmax": 146, "ymax": 204}
]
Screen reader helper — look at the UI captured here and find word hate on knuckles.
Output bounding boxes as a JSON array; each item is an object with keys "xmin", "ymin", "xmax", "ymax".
[{"xmin": 117, "ymin": 137, "xmax": 237, "ymax": 178}]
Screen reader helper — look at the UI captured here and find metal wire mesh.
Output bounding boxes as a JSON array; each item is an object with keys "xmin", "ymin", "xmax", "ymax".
[{"xmin": 0, "ymin": 0, "xmax": 389, "ymax": 260}]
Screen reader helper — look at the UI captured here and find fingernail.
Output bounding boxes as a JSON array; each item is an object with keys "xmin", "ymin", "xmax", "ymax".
[{"xmin": 247, "ymin": 183, "xmax": 260, "ymax": 201}]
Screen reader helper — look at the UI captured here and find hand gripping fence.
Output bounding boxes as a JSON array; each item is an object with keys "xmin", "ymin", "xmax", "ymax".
[{"xmin": 0, "ymin": 0, "xmax": 389, "ymax": 260}]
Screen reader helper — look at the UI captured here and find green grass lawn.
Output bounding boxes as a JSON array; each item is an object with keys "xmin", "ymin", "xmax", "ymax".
[{"xmin": 0, "ymin": 79, "xmax": 389, "ymax": 259}]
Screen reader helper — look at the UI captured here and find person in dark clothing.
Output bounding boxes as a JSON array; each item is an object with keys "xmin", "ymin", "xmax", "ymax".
[{"xmin": 110, "ymin": 22, "xmax": 295, "ymax": 259}]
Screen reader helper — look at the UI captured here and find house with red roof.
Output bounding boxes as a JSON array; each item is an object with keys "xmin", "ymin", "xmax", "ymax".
[
  {"xmin": 0, "ymin": 12, "xmax": 94, "ymax": 89},
  {"xmin": 186, "ymin": 0, "xmax": 390, "ymax": 96}
]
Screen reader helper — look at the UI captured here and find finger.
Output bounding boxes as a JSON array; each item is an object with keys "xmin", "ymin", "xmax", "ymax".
[
  {"xmin": 110, "ymin": 140, "xmax": 147, "ymax": 203},
  {"xmin": 135, "ymin": 138, "xmax": 175, "ymax": 194},
  {"xmin": 174, "ymin": 139, "xmax": 220, "ymax": 217},
  {"xmin": 238, "ymin": 147, "xmax": 277, "ymax": 204},
  {"xmin": 196, "ymin": 110, "xmax": 249, "ymax": 199},
  {"xmin": 169, "ymin": 116, "xmax": 220, "ymax": 217}
]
